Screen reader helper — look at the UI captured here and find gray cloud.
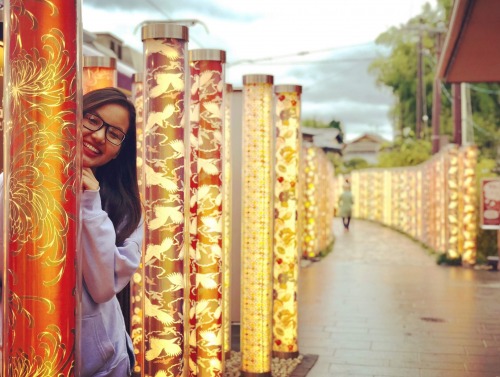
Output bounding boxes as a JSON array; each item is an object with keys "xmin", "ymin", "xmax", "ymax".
[
  {"xmin": 282, "ymin": 44, "xmax": 395, "ymax": 138},
  {"xmin": 83, "ymin": 0, "xmax": 256, "ymax": 21}
]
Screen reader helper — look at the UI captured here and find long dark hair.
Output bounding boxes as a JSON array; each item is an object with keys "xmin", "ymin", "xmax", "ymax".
[{"xmin": 83, "ymin": 87, "xmax": 141, "ymax": 245}]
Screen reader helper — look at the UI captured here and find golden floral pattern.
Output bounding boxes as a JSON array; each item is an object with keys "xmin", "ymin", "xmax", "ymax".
[
  {"xmin": 142, "ymin": 34, "xmax": 188, "ymax": 376},
  {"xmin": 5, "ymin": 1, "xmax": 79, "ymax": 375},
  {"xmin": 302, "ymin": 146, "xmax": 318, "ymax": 258},
  {"xmin": 241, "ymin": 77, "xmax": 273, "ymax": 374},
  {"xmin": 459, "ymin": 146, "xmax": 477, "ymax": 264},
  {"xmin": 272, "ymin": 89, "xmax": 301, "ymax": 356}
]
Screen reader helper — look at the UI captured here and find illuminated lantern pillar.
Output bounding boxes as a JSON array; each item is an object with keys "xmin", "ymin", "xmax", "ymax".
[
  {"xmin": 3, "ymin": 1, "xmax": 80, "ymax": 375},
  {"xmin": 222, "ymin": 83, "xmax": 233, "ymax": 360},
  {"xmin": 446, "ymin": 146, "xmax": 460, "ymax": 259},
  {"xmin": 460, "ymin": 146, "xmax": 478, "ymax": 265},
  {"xmin": 141, "ymin": 23, "xmax": 189, "ymax": 376},
  {"xmin": 272, "ymin": 85, "xmax": 301, "ymax": 359},
  {"xmin": 303, "ymin": 146, "xmax": 318, "ymax": 258},
  {"xmin": 383, "ymin": 171, "xmax": 392, "ymax": 225},
  {"xmin": 416, "ymin": 170, "xmax": 423, "ymax": 241},
  {"xmin": 188, "ymin": 48, "xmax": 226, "ymax": 376},
  {"xmin": 241, "ymin": 74, "xmax": 274, "ymax": 377},
  {"xmin": 130, "ymin": 72, "xmax": 145, "ymax": 376},
  {"xmin": 351, "ymin": 171, "xmax": 360, "ymax": 218},
  {"xmin": 0, "ymin": 9, "xmax": 4, "ymax": 174},
  {"xmin": 83, "ymin": 56, "xmax": 117, "ymax": 94}
]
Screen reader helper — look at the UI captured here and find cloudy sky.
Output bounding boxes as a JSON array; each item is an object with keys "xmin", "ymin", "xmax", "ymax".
[{"xmin": 82, "ymin": 0, "xmax": 438, "ymax": 141}]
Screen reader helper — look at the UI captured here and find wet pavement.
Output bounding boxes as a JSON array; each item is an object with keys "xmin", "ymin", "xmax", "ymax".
[{"xmin": 298, "ymin": 218, "xmax": 500, "ymax": 377}]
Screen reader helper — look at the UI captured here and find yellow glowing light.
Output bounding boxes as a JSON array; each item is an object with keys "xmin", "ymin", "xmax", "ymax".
[
  {"xmin": 241, "ymin": 74, "xmax": 274, "ymax": 376},
  {"xmin": 130, "ymin": 72, "xmax": 145, "ymax": 375},
  {"xmin": 188, "ymin": 48, "xmax": 225, "ymax": 377},
  {"xmin": 141, "ymin": 23, "xmax": 189, "ymax": 376},
  {"xmin": 4, "ymin": 2, "xmax": 80, "ymax": 375},
  {"xmin": 82, "ymin": 56, "xmax": 117, "ymax": 94},
  {"xmin": 223, "ymin": 83, "xmax": 233, "ymax": 359},
  {"xmin": 302, "ymin": 146, "xmax": 318, "ymax": 258},
  {"xmin": 340, "ymin": 144, "xmax": 477, "ymax": 263},
  {"xmin": 272, "ymin": 85, "xmax": 301, "ymax": 359}
]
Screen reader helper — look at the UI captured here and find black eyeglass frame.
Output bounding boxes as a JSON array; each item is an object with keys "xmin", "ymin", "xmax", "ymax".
[{"xmin": 82, "ymin": 112, "xmax": 127, "ymax": 146}]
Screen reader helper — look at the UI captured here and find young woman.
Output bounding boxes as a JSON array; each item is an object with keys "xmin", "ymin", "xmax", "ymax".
[
  {"xmin": 0, "ymin": 87, "xmax": 143, "ymax": 376},
  {"xmin": 79, "ymin": 87, "xmax": 143, "ymax": 376}
]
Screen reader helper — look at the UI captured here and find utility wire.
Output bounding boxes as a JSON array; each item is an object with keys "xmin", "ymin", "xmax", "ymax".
[
  {"xmin": 227, "ymin": 42, "xmax": 377, "ymax": 67},
  {"xmin": 237, "ymin": 57, "xmax": 378, "ymax": 66},
  {"xmin": 143, "ymin": 0, "xmax": 205, "ymax": 47},
  {"xmin": 468, "ymin": 84, "xmax": 500, "ymax": 95}
]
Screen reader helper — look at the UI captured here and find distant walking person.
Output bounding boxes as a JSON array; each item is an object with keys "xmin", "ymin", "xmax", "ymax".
[{"xmin": 338, "ymin": 182, "xmax": 354, "ymax": 230}]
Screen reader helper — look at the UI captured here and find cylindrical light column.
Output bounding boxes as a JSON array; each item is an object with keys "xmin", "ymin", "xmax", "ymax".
[
  {"xmin": 188, "ymin": 48, "xmax": 226, "ymax": 376},
  {"xmin": 130, "ymin": 72, "xmax": 145, "ymax": 376},
  {"xmin": 460, "ymin": 146, "xmax": 477, "ymax": 265},
  {"xmin": 83, "ymin": 55, "xmax": 117, "ymax": 94},
  {"xmin": 272, "ymin": 85, "xmax": 302, "ymax": 359},
  {"xmin": 241, "ymin": 74, "xmax": 274, "ymax": 377},
  {"xmin": 303, "ymin": 146, "xmax": 318, "ymax": 259},
  {"xmin": 0, "ymin": 9, "xmax": 4, "ymax": 175},
  {"xmin": 222, "ymin": 83, "xmax": 233, "ymax": 361},
  {"xmin": 446, "ymin": 146, "xmax": 459, "ymax": 259},
  {"xmin": 3, "ymin": 1, "xmax": 81, "ymax": 375},
  {"xmin": 141, "ymin": 23, "xmax": 189, "ymax": 376}
]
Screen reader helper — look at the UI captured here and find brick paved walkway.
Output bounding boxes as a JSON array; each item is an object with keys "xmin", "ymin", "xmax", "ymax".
[{"xmin": 298, "ymin": 218, "xmax": 500, "ymax": 377}]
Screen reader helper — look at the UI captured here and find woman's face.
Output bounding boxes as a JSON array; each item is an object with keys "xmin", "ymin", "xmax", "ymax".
[{"xmin": 82, "ymin": 103, "xmax": 130, "ymax": 169}]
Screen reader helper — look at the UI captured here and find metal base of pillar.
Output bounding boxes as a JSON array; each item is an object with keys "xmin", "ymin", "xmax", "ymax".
[{"xmin": 272, "ymin": 350, "xmax": 300, "ymax": 359}]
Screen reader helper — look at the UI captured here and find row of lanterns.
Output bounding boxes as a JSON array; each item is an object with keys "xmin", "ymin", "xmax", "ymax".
[
  {"xmin": 2, "ymin": 3, "xmax": 335, "ymax": 377},
  {"xmin": 336, "ymin": 145, "xmax": 478, "ymax": 264}
]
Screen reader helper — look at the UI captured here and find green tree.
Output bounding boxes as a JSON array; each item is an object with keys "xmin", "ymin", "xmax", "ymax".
[
  {"xmin": 342, "ymin": 157, "xmax": 370, "ymax": 174},
  {"xmin": 369, "ymin": 0, "xmax": 500, "ymax": 160},
  {"xmin": 377, "ymin": 137, "xmax": 431, "ymax": 168},
  {"xmin": 302, "ymin": 119, "xmax": 328, "ymax": 128},
  {"xmin": 369, "ymin": 2, "xmax": 450, "ymax": 141}
]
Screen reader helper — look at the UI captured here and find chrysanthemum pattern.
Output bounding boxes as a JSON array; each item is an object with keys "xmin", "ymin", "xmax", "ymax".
[{"xmin": 5, "ymin": 1, "xmax": 79, "ymax": 376}]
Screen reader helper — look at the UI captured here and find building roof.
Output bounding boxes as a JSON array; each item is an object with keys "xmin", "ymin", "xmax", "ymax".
[
  {"xmin": 437, "ymin": 0, "xmax": 500, "ymax": 83},
  {"xmin": 345, "ymin": 133, "xmax": 387, "ymax": 145},
  {"xmin": 301, "ymin": 127, "xmax": 343, "ymax": 153},
  {"xmin": 343, "ymin": 133, "xmax": 387, "ymax": 155}
]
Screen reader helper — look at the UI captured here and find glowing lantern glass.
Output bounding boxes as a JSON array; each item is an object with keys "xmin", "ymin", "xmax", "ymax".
[
  {"xmin": 188, "ymin": 48, "xmax": 226, "ymax": 376},
  {"xmin": 241, "ymin": 74, "xmax": 274, "ymax": 376},
  {"xmin": 222, "ymin": 83, "xmax": 233, "ymax": 360},
  {"xmin": 83, "ymin": 56, "xmax": 117, "ymax": 94},
  {"xmin": 141, "ymin": 23, "xmax": 189, "ymax": 376},
  {"xmin": 303, "ymin": 146, "xmax": 318, "ymax": 258},
  {"xmin": 130, "ymin": 72, "xmax": 145, "ymax": 376},
  {"xmin": 3, "ymin": 1, "xmax": 81, "ymax": 375},
  {"xmin": 272, "ymin": 85, "xmax": 302, "ymax": 359}
]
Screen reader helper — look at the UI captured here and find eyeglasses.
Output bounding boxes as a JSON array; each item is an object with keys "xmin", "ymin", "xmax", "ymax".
[{"xmin": 83, "ymin": 112, "xmax": 126, "ymax": 146}]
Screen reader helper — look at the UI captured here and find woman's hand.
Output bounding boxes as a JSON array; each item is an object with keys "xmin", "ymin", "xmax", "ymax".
[{"xmin": 82, "ymin": 168, "xmax": 100, "ymax": 191}]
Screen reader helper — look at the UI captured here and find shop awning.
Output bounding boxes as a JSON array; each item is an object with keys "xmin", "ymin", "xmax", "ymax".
[{"xmin": 437, "ymin": 0, "xmax": 500, "ymax": 83}]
